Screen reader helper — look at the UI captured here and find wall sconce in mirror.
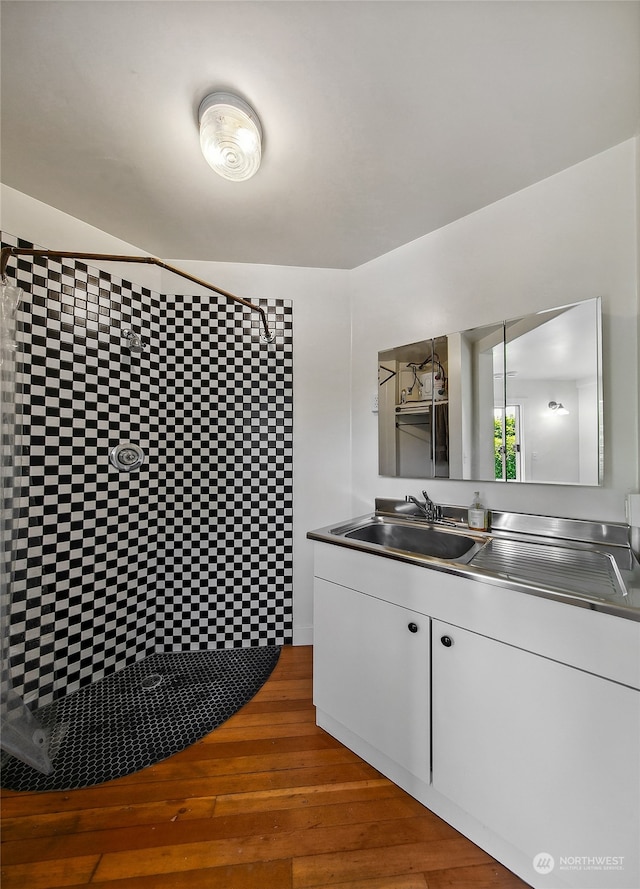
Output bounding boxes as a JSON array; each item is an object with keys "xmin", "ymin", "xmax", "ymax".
[{"xmin": 548, "ymin": 401, "xmax": 570, "ymax": 415}]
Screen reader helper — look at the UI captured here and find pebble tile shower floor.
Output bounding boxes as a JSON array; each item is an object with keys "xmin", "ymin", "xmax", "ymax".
[{"xmin": 0, "ymin": 646, "xmax": 280, "ymax": 792}]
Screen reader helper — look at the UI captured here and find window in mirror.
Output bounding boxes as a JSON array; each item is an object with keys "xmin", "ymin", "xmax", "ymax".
[{"xmin": 494, "ymin": 406, "xmax": 522, "ymax": 481}]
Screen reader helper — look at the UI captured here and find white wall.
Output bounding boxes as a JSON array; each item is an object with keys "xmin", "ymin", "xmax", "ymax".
[
  {"xmin": 0, "ymin": 186, "xmax": 164, "ymax": 292},
  {"xmin": 350, "ymin": 139, "xmax": 639, "ymax": 523},
  {"xmin": 1, "ymin": 185, "xmax": 353, "ymax": 645}
]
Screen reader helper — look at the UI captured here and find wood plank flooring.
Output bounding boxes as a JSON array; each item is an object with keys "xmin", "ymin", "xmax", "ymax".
[{"xmin": 1, "ymin": 645, "xmax": 531, "ymax": 888}]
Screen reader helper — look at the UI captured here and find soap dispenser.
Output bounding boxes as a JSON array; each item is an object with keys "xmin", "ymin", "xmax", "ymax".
[{"xmin": 468, "ymin": 491, "xmax": 488, "ymax": 531}]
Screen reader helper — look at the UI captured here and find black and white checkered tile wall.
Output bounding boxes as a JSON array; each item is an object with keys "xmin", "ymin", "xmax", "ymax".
[{"xmin": 1, "ymin": 233, "xmax": 293, "ymax": 707}]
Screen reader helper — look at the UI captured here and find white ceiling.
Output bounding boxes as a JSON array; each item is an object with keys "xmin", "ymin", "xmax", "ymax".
[{"xmin": 1, "ymin": 1, "xmax": 639, "ymax": 269}]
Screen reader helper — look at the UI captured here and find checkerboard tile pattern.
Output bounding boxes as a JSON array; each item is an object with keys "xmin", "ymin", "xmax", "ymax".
[{"xmin": 1, "ymin": 233, "xmax": 293, "ymax": 707}]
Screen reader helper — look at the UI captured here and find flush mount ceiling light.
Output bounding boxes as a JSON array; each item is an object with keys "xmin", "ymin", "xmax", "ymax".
[
  {"xmin": 198, "ymin": 92, "xmax": 262, "ymax": 182},
  {"xmin": 548, "ymin": 400, "xmax": 570, "ymax": 415}
]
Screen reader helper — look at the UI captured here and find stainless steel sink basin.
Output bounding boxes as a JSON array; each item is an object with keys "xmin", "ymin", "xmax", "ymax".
[
  {"xmin": 325, "ymin": 517, "xmax": 488, "ymax": 564},
  {"xmin": 346, "ymin": 522, "xmax": 478, "ymax": 560}
]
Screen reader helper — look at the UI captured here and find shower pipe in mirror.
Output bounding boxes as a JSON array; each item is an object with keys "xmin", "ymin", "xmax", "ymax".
[{"xmin": 0, "ymin": 247, "xmax": 275, "ymax": 343}]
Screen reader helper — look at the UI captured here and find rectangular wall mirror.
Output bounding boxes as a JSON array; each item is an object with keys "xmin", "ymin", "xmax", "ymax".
[{"xmin": 378, "ymin": 297, "xmax": 603, "ymax": 485}]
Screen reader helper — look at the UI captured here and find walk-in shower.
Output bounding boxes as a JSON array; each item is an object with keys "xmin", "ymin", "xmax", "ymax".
[{"xmin": 0, "ymin": 236, "xmax": 293, "ymax": 789}]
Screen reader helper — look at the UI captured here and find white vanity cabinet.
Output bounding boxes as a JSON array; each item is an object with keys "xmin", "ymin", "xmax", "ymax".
[
  {"xmin": 432, "ymin": 619, "xmax": 640, "ymax": 889},
  {"xmin": 312, "ymin": 540, "xmax": 640, "ymax": 889},
  {"xmin": 314, "ymin": 577, "xmax": 431, "ymax": 787}
]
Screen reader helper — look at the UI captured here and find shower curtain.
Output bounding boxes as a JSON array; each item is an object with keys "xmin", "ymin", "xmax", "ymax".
[{"xmin": 0, "ymin": 280, "xmax": 52, "ymax": 774}]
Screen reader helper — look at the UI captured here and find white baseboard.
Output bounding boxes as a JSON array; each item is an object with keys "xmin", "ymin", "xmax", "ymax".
[{"xmin": 292, "ymin": 625, "xmax": 313, "ymax": 646}]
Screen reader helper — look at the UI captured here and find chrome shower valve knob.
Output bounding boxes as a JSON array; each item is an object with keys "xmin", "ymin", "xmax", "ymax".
[{"xmin": 109, "ymin": 443, "xmax": 146, "ymax": 472}]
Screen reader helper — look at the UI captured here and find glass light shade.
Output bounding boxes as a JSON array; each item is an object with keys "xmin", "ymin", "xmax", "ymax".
[{"xmin": 198, "ymin": 92, "xmax": 262, "ymax": 182}]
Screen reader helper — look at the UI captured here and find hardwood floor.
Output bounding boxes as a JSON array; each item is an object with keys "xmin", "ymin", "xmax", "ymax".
[{"xmin": 1, "ymin": 645, "xmax": 530, "ymax": 888}]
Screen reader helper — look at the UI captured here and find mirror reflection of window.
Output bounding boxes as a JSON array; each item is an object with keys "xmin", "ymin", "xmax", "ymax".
[{"xmin": 494, "ymin": 406, "xmax": 523, "ymax": 481}]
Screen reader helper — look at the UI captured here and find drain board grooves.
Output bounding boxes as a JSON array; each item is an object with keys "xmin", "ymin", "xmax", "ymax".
[{"xmin": 472, "ymin": 539, "xmax": 624, "ymax": 600}]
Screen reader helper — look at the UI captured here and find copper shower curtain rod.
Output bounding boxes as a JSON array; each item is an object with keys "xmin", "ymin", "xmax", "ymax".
[{"xmin": 0, "ymin": 246, "xmax": 274, "ymax": 342}]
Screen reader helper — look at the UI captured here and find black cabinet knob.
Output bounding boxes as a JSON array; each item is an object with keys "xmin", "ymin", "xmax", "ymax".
[
  {"xmin": 408, "ymin": 622, "xmax": 419, "ymax": 633},
  {"xmin": 441, "ymin": 635, "xmax": 453, "ymax": 647}
]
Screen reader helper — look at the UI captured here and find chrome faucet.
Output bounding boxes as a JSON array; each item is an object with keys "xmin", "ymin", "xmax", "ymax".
[{"xmin": 406, "ymin": 491, "xmax": 442, "ymax": 523}]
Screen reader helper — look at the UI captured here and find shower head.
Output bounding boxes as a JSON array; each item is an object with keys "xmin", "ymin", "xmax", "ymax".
[{"xmin": 122, "ymin": 330, "xmax": 147, "ymax": 353}]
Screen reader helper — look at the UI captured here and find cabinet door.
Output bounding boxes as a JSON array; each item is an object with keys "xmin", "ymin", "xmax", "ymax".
[
  {"xmin": 432, "ymin": 619, "xmax": 640, "ymax": 889},
  {"xmin": 314, "ymin": 578, "xmax": 430, "ymax": 783}
]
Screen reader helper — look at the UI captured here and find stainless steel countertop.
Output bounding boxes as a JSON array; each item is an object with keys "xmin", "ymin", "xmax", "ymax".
[{"xmin": 307, "ymin": 501, "xmax": 640, "ymax": 622}]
